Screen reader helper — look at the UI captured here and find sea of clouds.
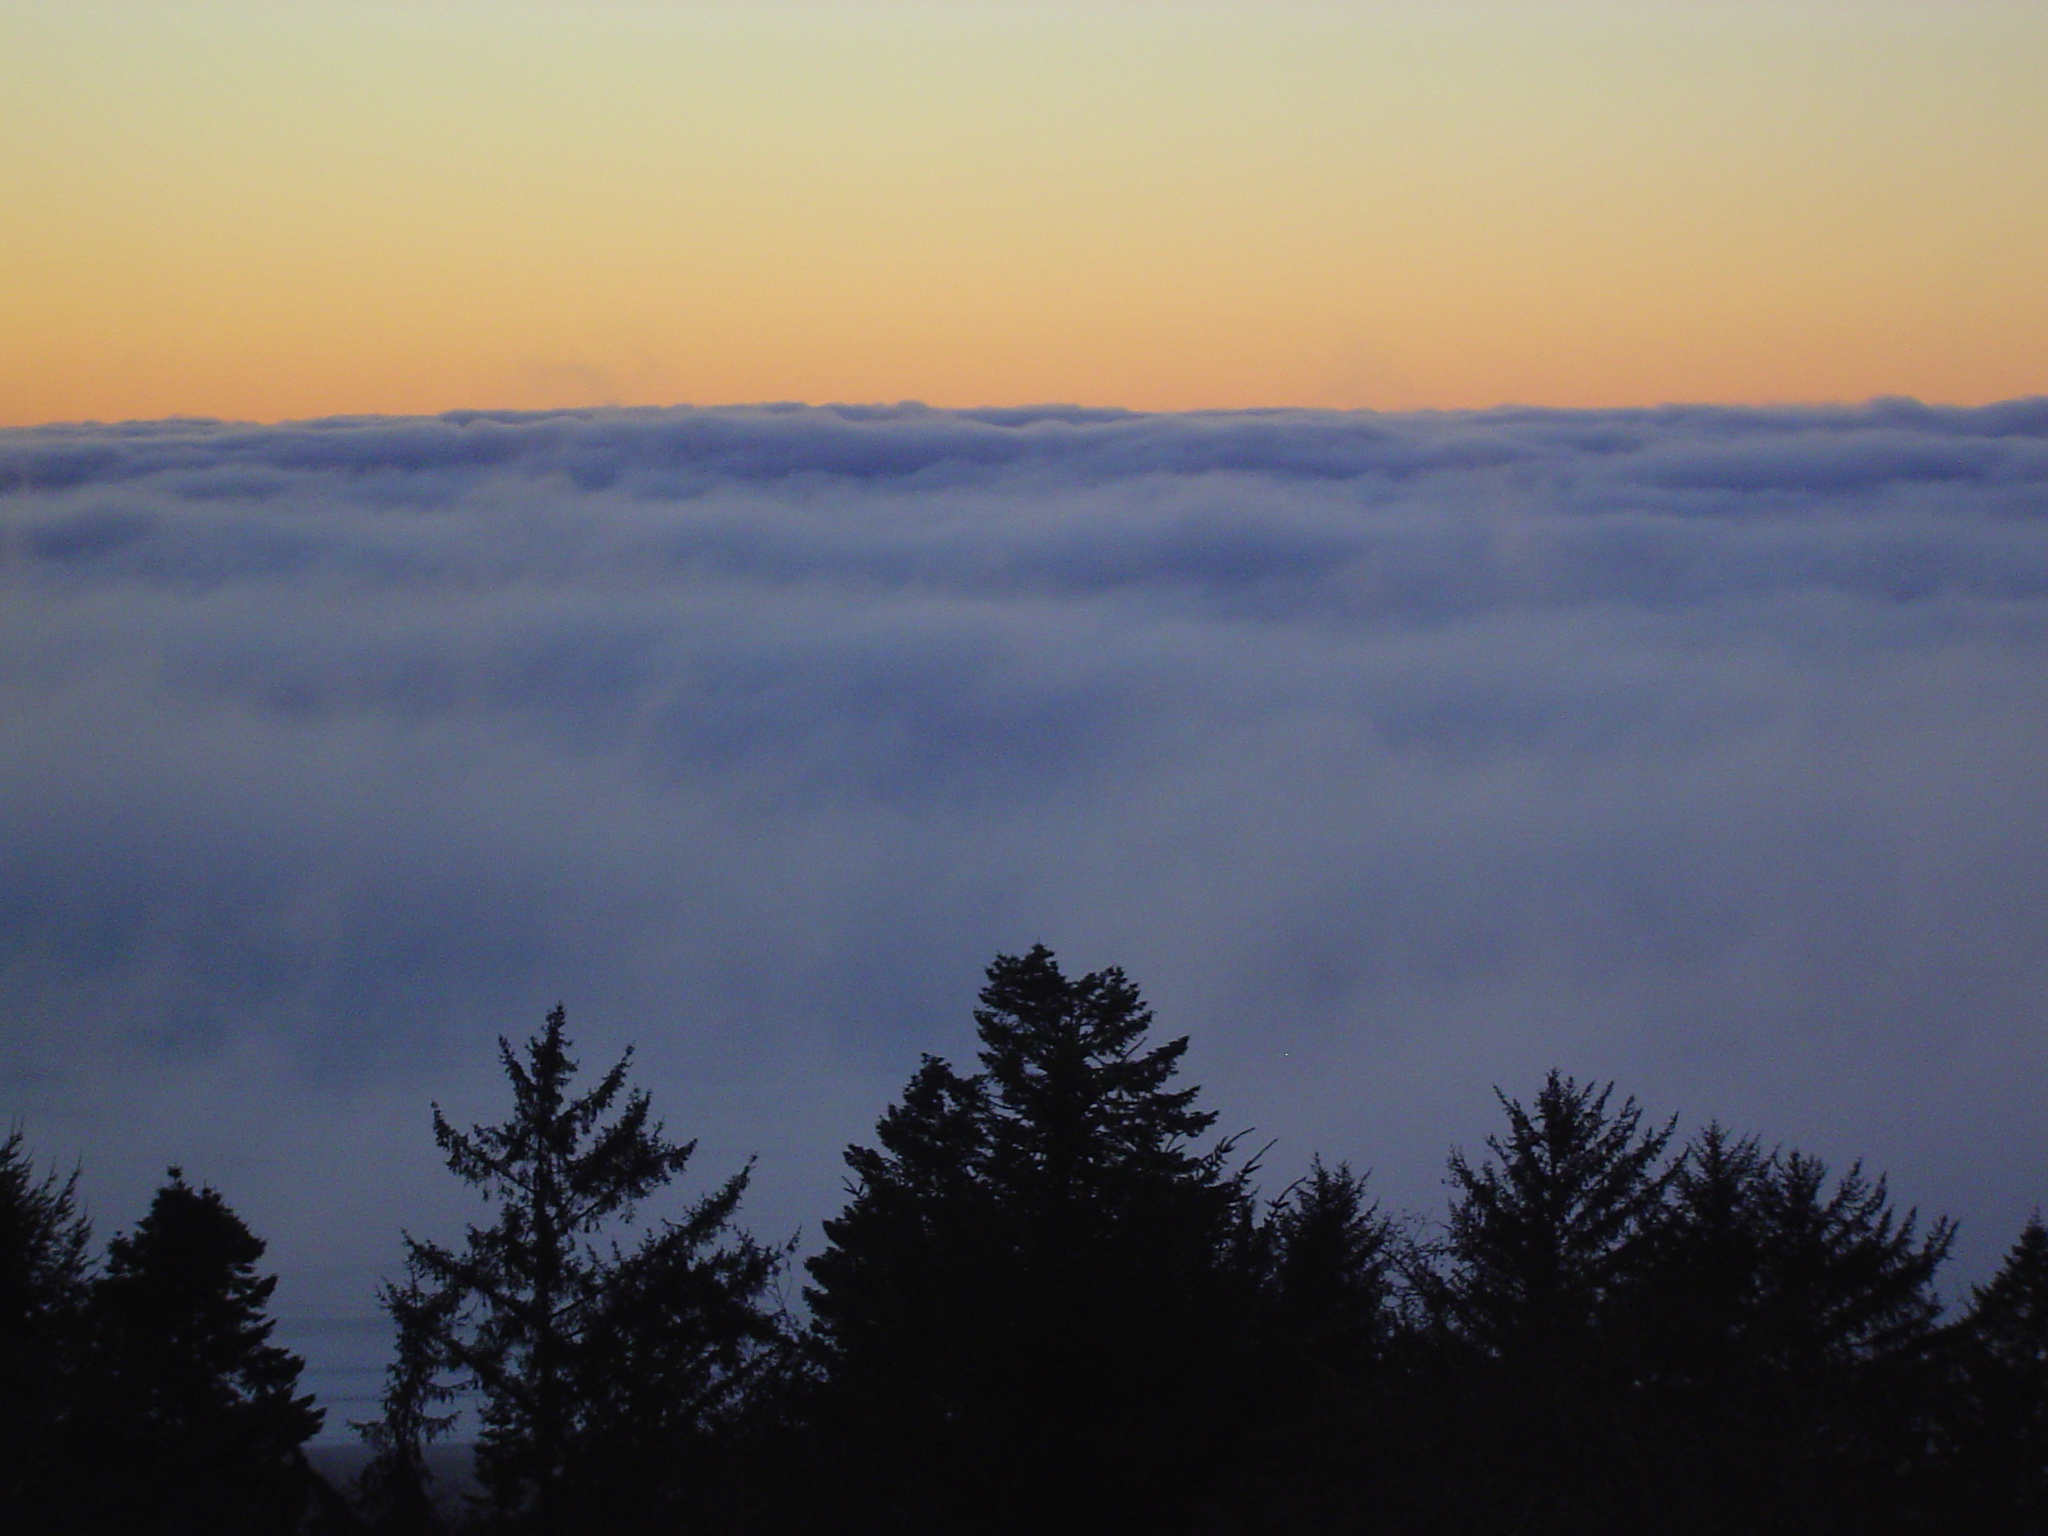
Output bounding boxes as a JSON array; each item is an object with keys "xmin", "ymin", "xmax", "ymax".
[{"xmin": 5, "ymin": 399, "xmax": 2047, "ymax": 1430}]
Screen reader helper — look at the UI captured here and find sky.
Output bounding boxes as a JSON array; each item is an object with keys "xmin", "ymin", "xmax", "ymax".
[
  {"xmin": 5, "ymin": 0, "xmax": 2048, "ymax": 424},
  {"xmin": 3, "ymin": 0, "xmax": 2047, "ymax": 1442}
]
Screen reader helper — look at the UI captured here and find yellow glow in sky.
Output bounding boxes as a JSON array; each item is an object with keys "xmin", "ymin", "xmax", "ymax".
[{"xmin": 3, "ymin": 1, "xmax": 2045, "ymax": 423}]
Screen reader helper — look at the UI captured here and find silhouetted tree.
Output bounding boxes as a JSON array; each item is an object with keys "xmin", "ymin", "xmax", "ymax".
[
  {"xmin": 975, "ymin": 947, "xmax": 1258, "ymax": 1530},
  {"xmin": 1434, "ymin": 1073, "xmax": 1677, "ymax": 1359},
  {"xmin": 1261, "ymin": 1157, "xmax": 1398, "ymax": 1379},
  {"xmin": 387, "ymin": 1005, "xmax": 785, "ymax": 1536},
  {"xmin": 1624, "ymin": 1126, "xmax": 1955, "ymax": 1533},
  {"xmin": 556, "ymin": 1169, "xmax": 789, "ymax": 1532},
  {"xmin": 1422, "ymin": 1073, "xmax": 1677, "ymax": 1533},
  {"xmin": 75, "ymin": 1168, "xmax": 323, "ymax": 1536},
  {"xmin": 0, "ymin": 1129, "xmax": 94, "ymax": 1530},
  {"xmin": 1234, "ymin": 1158, "xmax": 1405, "ymax": 1533},
  {"xmin": 1940, "ymin": 1215, "xmax": 2048, "ymax": 1531},
  {"xmin": 806, "ymin": 947, "xmax": 1256, "ymax": 1535},
  {"xmin": 353, "ymin": 1269, "xmax": 459, "ymax": 1535},
  {"xmin": 1616, "ymin": 1121, "xmax": 1776, "ymax": 1524},
  {"xmin": 1741, "ymin": 1150, "xmax": 1950, "ymax": 1529},
  {"xmin": 801, "ymin": 1054, "xmax": 996, "ymax": 1526}
]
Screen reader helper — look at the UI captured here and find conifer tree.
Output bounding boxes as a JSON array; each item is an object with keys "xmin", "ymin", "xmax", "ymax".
[
  {"xmin": 0, "ymin": 1130, "xmax": 94, "ymax": 1529},
  {"xmin": 804, "ymin": 1054, "xmax": 995, "ymax": 1474},
  {"xmin": 78, "ymin": 1169, "xmax": 322, "ymax": 1536},
  {"xmin": 1950, "ymin": 1215, "xmax": 2048, "ymax": 1529},
  {"xmin": 382, "ymin": 1005, "xmax": 785, "ymax": 1535},
  {"xmin": 1236, "ymin": 1159, "xmax": 1404, "ymax": 1534},
  {"xmin": 1423, "ymin": 1074, "xmax": 1677, "ymax": 1534},
  {"xmin": 353, "ymin": 1268, "xmax": 459, "ymax": 1535},
  {"xmin": 807, "ymin": 947, "xmax": 1255, "ymax": 1535},
  {"xmin": 1733, "ymin": 1149, "xmax": 1953, "ymax": 1431},
  {"xmin": 1434, "ymin": 1073, "xmax": 1677, "ymax": 1359},
  {"xmin": 1618, "ymin": 1127, "xmax": 1955, "ymax": 1532},
  {"xmin": 1262, "ymin": 1158, "xmax": 1397, "ymax": 1364}
]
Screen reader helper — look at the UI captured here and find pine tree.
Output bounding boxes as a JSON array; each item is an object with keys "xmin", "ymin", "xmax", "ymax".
[
  {"xmin": 1423, "ymin": 1073, "xmax": 1677, "ymax": 1534},
  {"xmin": 353, "ymin": 1268, "xmax": 459, "ymax": 1535},
  {"xmin": 803, "ymin": 1052, "xmax": 995, "ymax": 1494},
  {"xmin": 1752, "ymin": 1153, "xmax": 1952, "ymax": 1532},
  {"xmin": 1434, "ymin": 1073, "xmax": 1677, "ymax": 1360},
  {"xmin": 806, "ymin": 947, "xmax": 1256, "ymax": 1535},
  {"xmin": 77, "ymin": 1169, "xmax": 323, "ymax": 1536},
  {"xmin": 385, "ymin": 1005, "xmax": 785, "ymax": 1535},
  {"xmin": 1950, "ymin": 1215, "xmax": 2048, "ymax": 1529},
  {"xmin": 974, "ymin": 946, "xmax": 1228, "ymax": 1221},
  {"xmin": 1236, "ymin": 1159, "xmax": 1404, "ymax": 1534},
  {"xmin": 1622, "ymin": 1128, "xmax": 1955, "ymax": 1533},
  {"xmin": 0, "ymin": 1129, "xmax": 94, "ymax": 1528},
  {"xmin": 1750, "ymin": 1153, "xmax": 1950, "ymax": 1370},
  {"xmin": 1262, "ymin": 1158, "xmax": 1397, "ymax": 1365}
]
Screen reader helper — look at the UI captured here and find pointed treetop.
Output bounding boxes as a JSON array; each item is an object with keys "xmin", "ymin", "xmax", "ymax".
[
  {"xmin": 430, "ymin": 1003, "xmax": 694, "ymax": 1234},
  {"xmin": 974, "ymin": 944, "xmax": 1217, "ymax": 1176}
]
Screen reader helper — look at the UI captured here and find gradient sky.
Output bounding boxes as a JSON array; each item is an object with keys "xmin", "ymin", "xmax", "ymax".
[{"xmin": 5, "ymin": 0, "xmax": 2045, "ymax": 425}]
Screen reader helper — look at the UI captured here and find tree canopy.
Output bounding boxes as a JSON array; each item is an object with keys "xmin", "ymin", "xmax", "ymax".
[
  {"xmin": 17, "ymin": 954, "xmax": 2048, "ymax": 1536},
  {"xmin": 0, "ymin": 1129, "xmax": 94, "ymax": 1530},
  {"xmin": 76, "ymin": 1169, "xmax": 322, "ymax": 1536},
  {"xmin": 366, "ymin": 1005, "xmax": 785, "ymax": 1536},
  {"xmin": 806, "ymin": 946, "xmax": 1257, "ymax": 1535}
]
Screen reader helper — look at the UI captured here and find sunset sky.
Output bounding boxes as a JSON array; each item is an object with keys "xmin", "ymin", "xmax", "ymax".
[{"xmin": 6, "ymin": 0, "xmax": 2046, "ymax": 425}]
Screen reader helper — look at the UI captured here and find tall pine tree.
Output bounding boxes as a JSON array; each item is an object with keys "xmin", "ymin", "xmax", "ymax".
[
  {"xmin": 353, "ymin": 1269, "xmax": 460, "ymax": 1535},
  {"xmin": 1623, "ymin": 1131, "xmax": 1955, "ymax": 1533},
  {"xmin": 1949, "ymin": 1215, "xmax": 2048, "ymax": 1530},
  {"xmin": 75, "ymin": 1170, "xmax": 322, "ymax": 1536},
  {"xmin": 373, "ymin": 1005, "xmax": 785, "ymax": 1536},
  {"xmin": 0, "ymin": 1130, "xmax": 94, "ymax": 1531},
  {"xmin": 1233, "ymin": 1159, "xmax": 1405, "ymax": 1535},
  {"xmin": 806, "ymin": 947, "xmax": 1256, "ymax": 1536},
  {"xmin": 1422, "ymin": 1073, "xmax": 1678, "ymax": 1535}
]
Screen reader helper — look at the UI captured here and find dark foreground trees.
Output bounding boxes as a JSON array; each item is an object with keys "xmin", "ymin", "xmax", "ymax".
[
  {"xmin": 1234, "ymin": 1157, "xmax": 1405, "ymax": 1534},
  {"xmin": 20, "ymin": 956, "xmax": 2048, "ymax": 1535},
  {"xmin": 1, "ymin": 1130, "xmax": 94, "ymax": 1531},
  {"xmin": 361, "ymin": 1005, "xmax": 787, "ymax": 1536},
  {"xmin": 2, "ymin": 1140, "xmax": 322, "ymax": 1536},
  {"xmin": 76, "ymin": 1170, "xmax": 323, "ymax": 1536},
  {"xmin": 1419, "ymin": 1074, "xmax": 1679, "ymax": 1533},
  {"xmin": 1948, "ymin": 1215, "xmax": 2048, "ymax": 1531},
  {"xmin": 795, "ymin": 965, "xmax": 2033, "ymax": 1536},
  {"xmin": 1630, "ymin": 1132, "xmax": 1955, "ymax": 1533},
  {"xmin": 1403, "ymin": 1087, "xmax": 1959, "ymax": 1536},
  {"xmin": 804, "ymin": 946, "xmax": 1260, "ymax": 1535}
]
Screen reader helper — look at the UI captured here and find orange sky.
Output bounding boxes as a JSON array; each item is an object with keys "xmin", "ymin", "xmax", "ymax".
[{"xmin": 4, "ymin": 1, "xmax": 2045, "ymax": 424}]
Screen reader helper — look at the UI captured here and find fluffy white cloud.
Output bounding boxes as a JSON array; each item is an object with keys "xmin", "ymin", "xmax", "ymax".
[{"xmin": 5, "ymin": 400, "xmax": 2047, "ymax": 1429}]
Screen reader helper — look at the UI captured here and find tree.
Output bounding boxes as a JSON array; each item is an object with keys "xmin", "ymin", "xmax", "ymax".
[
  {"xmin": 1609, "ymin": 1120, "xmax": 1776, "ymax": 1523},
  {"xmin": 1434, "ymin": 1073, "xmax": 1677, "ymax": 1360},
  {"xmin": 1940, "ymin": 1215, "xmax": 2048, "ymax": 1531},
  {"xmin": 353, "ymin": 1269, "xmax": 460, "ymax": 1535},
  {"xmin": 1261, "ymin": 1159, "xmax": 1398, "ymax": 1358},
  {"xmin": 377, "ymin": 1005, "xmax": 785, "ymax": 1535},
  {"xmin": 1622, "ymin": 1126, "xmax": 1956, "ymax": 1533},
  {"xmin": 802, "ymin": 1053, "xmax": 997, "ymax": 1523},
  {"xmin": 1422, "ymin": 1073, "xmax": 1678, "ymax": 1533},
  {"xmin": 1234, "ymin": 1158, "xmax": 1406, "ymax": 1534},
  {"xmin": 0, "ymin": 1129, "xmax": 94, "ymax": 1528},
  {"xmin": 805, "ymin": 947, "xmax": 1257, "ymax": 1535},
  {"xmin": 76, "ymin": 1169, "xmax": 323, "ymax": 1536}
]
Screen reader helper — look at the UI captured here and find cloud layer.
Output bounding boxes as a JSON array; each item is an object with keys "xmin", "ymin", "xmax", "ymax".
[{"xmin": 6, "ymin": 401, "xmax": 2047, "ymax": 1428}]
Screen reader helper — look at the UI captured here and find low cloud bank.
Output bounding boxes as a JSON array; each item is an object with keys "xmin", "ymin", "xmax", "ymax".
[{"xmin": 5, "ymin": 401, "xmax": 2047, "ymax": 1429}]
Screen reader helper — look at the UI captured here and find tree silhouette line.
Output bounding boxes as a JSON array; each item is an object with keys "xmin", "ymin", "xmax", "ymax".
[{"xmin": 6, "ymin": 946, "xmax": 2046, "ymax": 1534}]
